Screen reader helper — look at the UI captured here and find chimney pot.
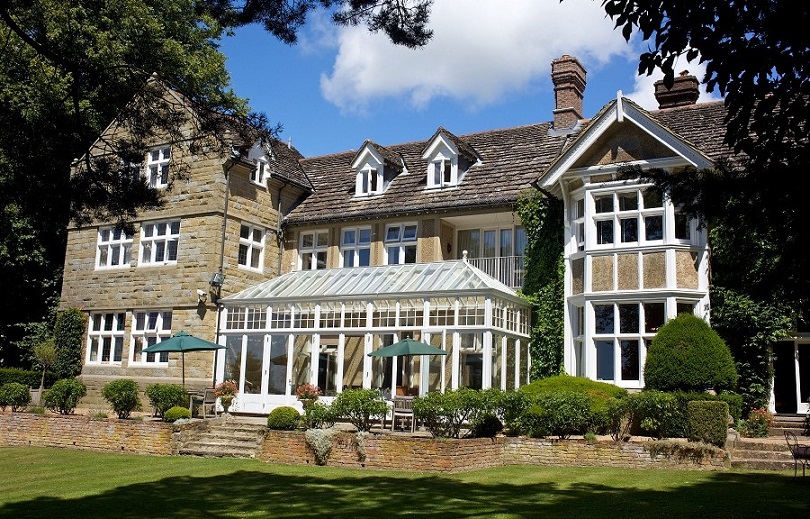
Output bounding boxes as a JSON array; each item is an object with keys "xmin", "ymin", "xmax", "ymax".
[{"xmin": 654, "ymin": 72, "xmax": 700, "ymax": 109}]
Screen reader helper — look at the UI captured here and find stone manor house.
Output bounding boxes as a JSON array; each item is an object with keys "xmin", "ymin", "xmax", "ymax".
[{"xmin": 59, "ymin": 55, "xmax": 809, "ymax": 416}]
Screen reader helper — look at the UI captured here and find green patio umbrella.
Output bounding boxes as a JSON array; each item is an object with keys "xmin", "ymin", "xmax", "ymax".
[
  {"xmin": 142, "ymin": 331, "xmax": 224, "ymax": 387},
  {"xmin": 367, "ymin": 338, "xmax": 448, "ymax": 358}
]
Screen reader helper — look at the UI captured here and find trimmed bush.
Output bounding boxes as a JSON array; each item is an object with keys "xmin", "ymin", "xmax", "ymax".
[
  {"xmin": 471, "ymin": 413, "xmax": 503, "ymax": 438},
  {"xmin": 330, "ymin": 389, "xmax": 388, "ymax": 432},
  {"xmin": 667, "ymin": 391, "xmax": 742, "ymax": 437},
  {"xmin": 53, "ymin": 308, "xmax": 86, "ymax": 379},
  {"xmin": 644, "ymin": 313, "xmax": 738, "ymax": 392},
  {"xmin": 0, "ymin": 367, "xmax": 57, "ymax": 388},
  {"xmin": 0, "ymin": 382, "xmax": 31, "ymax": 411},
  {"xmin": 687, "ymin": 400, "xmax": 729, "ymax": 447},
  {"xmin": 42, "ymin": 378, "xmax": 86, "ymax": 414},
  {"xmin": 267, "ymin": 406, "xmax": 302, "ymax": 430},
  {"xmin": 517, "ymin": 391, "xmax": 593, "ymax": 439},
  {"xmin": 102, "ymin": 379, "xmax": 142, "ymax": 419},
  {"xmin": 307, "ymin": 402, "xmax": 336, "ymax": 429},
  {"xmin": 603, "ymin": 396, "xmax": 637, "ymax": 442},
  {"xmin": 163, "ymin": 406, "xmax": 191, "ymax": 422},
  {"xmin": 413, "ymin": 388, "xmax": 482, "ymax": 438},
  {"xmin": 629, "ymin": 390, "xmax": 679, "ymax": 439},
  {"xmin": 145, "ymin": 384, "xmax": 187, "ymax": 418}
]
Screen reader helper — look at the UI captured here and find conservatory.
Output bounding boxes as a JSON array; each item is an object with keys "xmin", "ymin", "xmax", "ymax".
[{"xmin": 215, "ymin": 259, "xmax": 532, "ymax": 415}]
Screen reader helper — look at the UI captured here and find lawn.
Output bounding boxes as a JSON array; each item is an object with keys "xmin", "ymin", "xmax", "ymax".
[{"xmin": 0, "ymin": 447, "xmax": 808, "ymax": 518}]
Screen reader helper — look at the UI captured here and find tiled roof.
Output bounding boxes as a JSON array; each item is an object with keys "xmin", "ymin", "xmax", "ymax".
[
  {"xmin": 267, "ymin": 138, "xmax": 312, "ymax": 191},
  {"xmin": 286, "ymin": 101, "xmax": 732, "ymax": 226}
]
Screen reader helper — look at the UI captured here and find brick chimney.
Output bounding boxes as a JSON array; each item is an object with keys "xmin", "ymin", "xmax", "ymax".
[
  {"xmin": 654, "ymin": 71, "xmax": 700, "ymax": 109},
  {"xmin": 551, "ymin": 55, "xmax": 587, "ymax": 131}
]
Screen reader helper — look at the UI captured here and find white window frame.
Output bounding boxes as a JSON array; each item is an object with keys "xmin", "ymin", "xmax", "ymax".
[
  {"xmin": 299, "ymin": 230, "xmax": 328, "ymax": 270},
  {"xmin": 130, "ymin": 310, "xmax": 172, "ymax": 365},
  {"xmin": 341, "ymin": 226, "xmax": 372, "ymax": 267},
  {"xmin": 356, "ymin": 166, "xmax": 383, "ymax": 196},
  {"xmin": 384, "ymin": 223, "xmax": 418, "ymax": 265},
  {"xmin": 591, "ymin": 186, "xmax": 665, "ymax": 250},
  {"xmin": 146, "ymin": 146, "xmax": 171, "ymax": 188},
  {"xmin": 251, "ymin": 158, "xmax": 268, "ymax": 185},
  {"xmin": 238, "ymin": 223, "xmax": 265, "ymax": 271},
  {"xmin": 86, "ymin": 312, "xmax": 126, "ymax": 365},
  {"xmin": 96, "ymin": 226, "xmax": 133, "ymax": 269},
  {"xmin": 427, "ymin": 156, "xmax": 457, "ymax": 189},
  {"xmin": 139, "ymin": 220, "xmax": 180, "ymax": 265}
]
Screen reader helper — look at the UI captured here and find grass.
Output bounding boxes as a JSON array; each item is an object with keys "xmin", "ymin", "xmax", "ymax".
[{"xmin": 1, "ymin": 447, "xmax": 808, "ymax": 518}]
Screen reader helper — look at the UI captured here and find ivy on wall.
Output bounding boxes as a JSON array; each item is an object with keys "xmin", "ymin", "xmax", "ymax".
[{"xmin": 516, "ymin": 189, "xmax": 565, "ymax": 380}]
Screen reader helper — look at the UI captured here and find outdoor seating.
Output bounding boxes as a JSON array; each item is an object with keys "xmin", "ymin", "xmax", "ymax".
[
  {"xmin": 784, "ymin": 431, "xmax": 810, "ymax": 478},
  {"xmin": 391, "ymin": 395, "xmax": 416, "ymax": 432},
  {"xmin": 190, "ymin": 388, "xmax": 217, "ymax": 419}
]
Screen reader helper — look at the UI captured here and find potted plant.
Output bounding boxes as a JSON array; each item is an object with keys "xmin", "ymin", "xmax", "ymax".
[
  {"xmin": 295, "ymin": 383, "xmax": 322, "ymax": 409},
  {"xmin": 214, "ymin": 380, "xmax": 238, "ymax": 414}
]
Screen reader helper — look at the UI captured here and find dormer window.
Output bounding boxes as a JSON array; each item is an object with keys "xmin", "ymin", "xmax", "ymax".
[
  {"xmin": 422, "ymin": 128, "xmax": 479, "ymax": 190},
  {"xmin": 146, "ymin": 146, "xmax": 170, "ymax": 188},
  {"xmin": 357, "ymin": 166, "xmax": 382, "ymax": 195},
  {"xmin": 252, "ymin": 158, "xmax": 268, "ymax": 184}
]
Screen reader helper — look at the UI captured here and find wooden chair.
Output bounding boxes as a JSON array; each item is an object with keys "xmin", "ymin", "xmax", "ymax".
[
  {"xmin": 784, "ymin": 431, "xmax": 810, "ymax": 478},
  {"xmin": 190, "ymin": 388, "xmax": 217, "ymax": 419},
  {"xmin": 391, "ymin": 395, "xmax": 416, "ymax": 432}
]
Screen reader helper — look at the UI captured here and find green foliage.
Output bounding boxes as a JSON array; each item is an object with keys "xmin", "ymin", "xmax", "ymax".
[
  {"xmin": 163, "ymin": 406, "xmax": 191, "ymax": 422},
  {"xmin": 516, "ymin": 190, "xmax": 565, "ymax": 379},
  {"xmin": 266, "ymin": 406, "xmax": 302, "ymax": 430},
  {"xmin": 522, "ymin": 375, "xmax": 627, "ymax": 431},
  {"xmin": 31, "ymin": 339, "xmax": 58, "ymax": 390},
  {"xmin": 630, "ymin": 391, "xmax": 679, "ymax": 439},
  {"xmin": 329, "ymin": 389, "xmax": 388, "ymax": 432},
  {"xmin": 603, "ymin": 397, "xmax": 637, "ymax": 442},
  {"xmin": 671, "ymin": 391, "xmax": 743, "ymax": 427},
  {"xmin": 101, "ymin": 379, "xmax": 142, "ymax": 419},
  {"xmin": 304, "ymin": 428, "xmax": 335, "ymax": 466},
  {"xmin": 0, "ymin": 382, "xmax": 31, "ymax": 411},
  {"xmin": 145, "ymin": 384, "xmax": 187, "ymax": 418},
  {"xmin": 413, "ymin": 388, "xmax": 482, "ymax": 439},
  {"xmin": 738, "ymin": 407, "xmax": 774, "ymax": 438},
  {"xmin": 52, "ymin": 309, "xmax": 86, "ymax": 379},
  {"xmin": 517, "ymin": 391, "xmax": 593, "ymax": 439},
  {"xmin": 306, "ymin": 402, "xmax": 336, "ymax": 429},
  {"xmin": 41, "ymin": 378, "xmax": 86, "ymax": 415},
  {"xmin": 470, "ymin": 413, "xmax": 504, "ymax": 438},
  {"xmin": 710, "ymin": 287, "xmax": 792, "ymax": 414},
  {"xmin": 0, "ymin": 367, "xmax": 57, "ymax": 388},
  {"xmin": 644, "ymin": 313, "xmax": 738, "ymax": 392},
  {"xmin": 686, "ymin": 401, "xmax": 729, "ymax": 448}
]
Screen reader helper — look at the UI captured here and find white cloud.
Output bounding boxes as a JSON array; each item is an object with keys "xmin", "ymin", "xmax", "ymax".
[{"xmin": 319, "ymin": 0, "xmax": 634, "ymax": 114}]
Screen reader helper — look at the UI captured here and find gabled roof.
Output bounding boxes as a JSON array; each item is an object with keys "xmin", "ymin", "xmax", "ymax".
[
  {"xmin": 351, "ymin": 140, "xmax": 404, "ymax": 172},
  {"xmin": 286, "ymin": 100, "xmax": 731, "ymax": 226},
  {"xmin": 538, "ymin": 95, "xmax": 717, "ymax": 192},
  {"xmin": 221, "ymin": 260, "xmax": 526, "ymax": 305},
  {"xmin": 421, "ymin": 127, "xmax": 481, "ymax": 163}
]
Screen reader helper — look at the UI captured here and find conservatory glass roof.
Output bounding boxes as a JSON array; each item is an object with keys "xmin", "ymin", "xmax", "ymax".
[{"xmin": 222, "ymin": 260, "xmax": 524, "ymax": 305}]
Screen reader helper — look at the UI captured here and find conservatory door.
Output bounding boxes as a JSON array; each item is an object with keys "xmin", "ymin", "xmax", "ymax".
[{"xmin": 238, "ymin": 334, "xmax": 290, "ymax": 414}]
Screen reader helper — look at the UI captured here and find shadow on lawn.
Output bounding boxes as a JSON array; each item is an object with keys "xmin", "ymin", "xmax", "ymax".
[{"xmin": 2, "ymin": 467, "xmax": 808, "ymax": 519}]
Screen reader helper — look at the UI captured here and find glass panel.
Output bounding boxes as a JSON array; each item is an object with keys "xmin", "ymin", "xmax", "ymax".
[
  {"xmin": 458, "ymin": 229, "xmax": 480, "ymax": 258},
  {"xmin": 515, "ymin": 227, "xmax": 527, "ymax": 256},
  {"xmin": 357, "ymin": 248, "xmax": 370, "ymax": 267},
  {"xmin": 403, "ymin": 224, "xmax": 417, "ymax": 241},
  {"xmin": 224, "ymin": 336, "xmax": 243, "ymax": 385},
  {"xmin": 403, "ymin": 245, "xmax": 416, "ymax": 264},
  {"xmin": 428, "ymin": 333, "xmax": 446, "ymax": 392},
  {"xmin": 643, "ymin": 188, "xmax": 663, "ymax": 208},
  {"xmin": 520, "ymin": 341, "xmax": 530, "ymax": 385},
  {"xmin": 675, "ymin": 213, "xmax": 691, "ymax": 240},
  {"xmin": 358, "ymin": 228, "xmax": 371, "ymax": 243},
  {"xmin": 317, "ymin": 335, "xmax": 338, "ymax": 396},
  {"xmin": 267, "ymin": 335, "xmax": 287, "ymax": 395},
  {"xmin": 596, "ymin": 220, "xmax": 613, "ymax": 244},
  {"xmin": 491, "ymin": 335, "xmax": 503, "ymax": 389},
  {"xmin": 292, "ymin": 335, "xmax": 311, "ymax": 387},
  {"xmin": 483, "ymin": 230, "xmax": 496, "ymax": 257},
  {"xmin": 618, "ymin": 192, "xmax": 638, "ymax": 211},
  {"xmin": 620, "ymin": 217, "xmax": 638, "ymax": 242},
  {"xmin": 644, "ymin": 303, "xmax": 666, "ymax": 333},
  {"xmin": 677, "ymin": 302, "xmax": 695, "ymax": 316},
  {"xmin": 644, "ymin": 215, "xmax": 663, "ymax": 240},
  {"xmin": 459, "ymin": 332, "xmax": 483, "ymax": 390},
  {"xmin": 342, "ymin": 229, "xmax": 356, "ymax": 245},
  {"xmin": 244, "ymin": 335, "xmax": 263, "ymax": 394},
  {"xmin": 385, "ymin": 226, "xmax": 400, "ymax": 242},
  {"xmin": 594, "ymin": 304, "xmax": 614, "ymax": 334},
  {"xmin": 574, "ymin": 341, "xmax": 584, "ymax": 377},
  {"xmin": 621, "ymin": 339, "xmax": 640, "ymax": 380},
  {"xmin": 619, "ymin": 304, "xmax": 640, "ymax": 333},
  {"xmin": 499, "ymin": 229, "xmax": 513, "ymax": 257},
  {"xmin": 594, "ymin": 195, "xmax": 614, "ymax": 213},
  {"xmin": 342, "ymin": 336, "xmax": 365, "ymax": 390},
  {"xmin": 240, "ymin": 225, "xmax": 250, "ymax": 239},
  {"xmin": 596, "ymin": 340, "xmax": 614, "ymax": 381}
]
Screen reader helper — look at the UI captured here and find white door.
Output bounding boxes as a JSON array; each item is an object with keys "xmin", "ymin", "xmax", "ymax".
[{"xmin": 798, "ymin": 343, "xmax": 810, "ymax": 414}]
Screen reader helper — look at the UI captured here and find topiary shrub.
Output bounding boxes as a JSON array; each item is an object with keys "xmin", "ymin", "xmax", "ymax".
[
  {"xmin": 330, "ymin": 389, "xmax": 389, "ymax": 432},
  {"xmin": 516, "ymin": 391, "xmax": 593, "ymax": 439},
  {"xmin": 644, "ymin": 313, "xmax": 738, "ymax": 392},
  {"xmin": 42, "ymin": 378, "xmax": 86, "ymax": 414},
  {"xmin": 687, "ymin": 400, "xmax": 729, "ymax": 448},
  {"xmin": 667, "ymin": 391, "xmax": 743, "ymax": 437},
  {"xmin": 163, "ymin": 406, "xmax": 191, "ymax": 422},
  {"xmin": 145, "ymin": 384, "xmax": 187, "ymax": 418},
  {"xmin": 267, "ymin": 406, "xmax": 302, "ymax": 430},
  {"xmin": 102, "ymin": 379, "xmax": 142, "ymax": 419},
  {"xmin": 0, "ymin": 382, "xmax": 31, "ymax": 412}
]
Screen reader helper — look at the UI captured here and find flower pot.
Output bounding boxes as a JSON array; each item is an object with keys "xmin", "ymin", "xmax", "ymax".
[{"xmin": 220, "ymin": 396, "xmax": 234, "ymax": 413}]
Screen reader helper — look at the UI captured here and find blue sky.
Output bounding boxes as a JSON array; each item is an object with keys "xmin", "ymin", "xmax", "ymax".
[{"xmin": 218, "ymin": 0, "xmax": 718, "ymax": 158}]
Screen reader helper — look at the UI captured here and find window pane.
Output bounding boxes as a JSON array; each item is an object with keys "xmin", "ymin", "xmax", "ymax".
[
  {"xmin": 500, "ymin": 229, "xmax": 513, "ymax": 257},
  {"xmin": 385, "ymin": 226, "xmax": 400, "ymax": 242},
  {"xmin": 643, "ymin": 188, "xmax": 663, "ymax": 208},
  {"xmin": 515, "ymin": 227, "xmax": 527, "ymax": 256},
  {"xmin": 167, "ymin": 240, "xmax": 177, "ymax": 261},
  {"xmin": 596, "ymin": 340, "xmax": 614, "ymax": 380},
  {"xmin": 403, "ymin": 224, "xmax": 417, "ymax": 241},
  {"xmin": 404, "ymin": 245, "xmax": 417, "ymax": 264},
  {"xmin": 155, "ymin": 241, "xmax": 166, "ymax": 262},
  {"xmin": 594, "ymin": 195, "xmax": 614, "ymax": 213},
  {"xmin": 596, "ymin": 220, "xmax": 614, "ymax": 244},
  {"xmin": 644, "ymin": 303, "xmax": 666, "ymax": 333},
  {"xmin": 675, "ymin": 213, "xmax": 690, "ymax": 240},
  {"xmin": 677, "ymin": 302, "xmax": 695, "ymax": 316},
  {"xmin": 342, "ymin": 229, "xmax": 356, "ymax": 245},
  {"xmin": 268, "ymin": 335, "xmax": 288, "ymax": 395},
  {"xmin": 618, "ymin": 192, "xmax": 638, "ymax": 211},
  {"xmin": 244, "ymin": 335, "xmax": 263, "ymax": 394},
  {"xmin": 251, "ymin": 249, "xmax": 261, "ymax": 268},
  {"xmin": 620, "ymin": 217, "xmax": 638, "ymax": 242},
  {"xmin": 644, "ymin": 216, "xmax": 663, "ymax": 240},
  {"xmin": 619, "ymin": 304, "xmax": 640, "ymax": 333},
  {"xmin": 316, "ymin": 231, "xmax": 328, "ymax": 247},
  {"xmin": 301, "ymin": 233, "xmax": 313, "ymax": 248},
  {"xmin": 594, "ymin": 304, "xmax": 614, "ymax": 334},
  {"xmin": 224, "ymin": 336, "xmax": 242, "ymax": 385},
  {"xmin": 240, "ymin": 225, "xmax": 250, "ymax": 239},
  {"xmin": 358, "ymin": 248, "xmax": 370, "ymax": 267},
  {"xmin": 620, "ymin": 339, "xmax": 640, "ymax": 380},
  {"xmin": 238, "ymin": 244, "xmax": 248, "ymax": 265},
  {"xmin": 458, "ymin": 229, "xmax": 480, "ymax": 258},
  {"xmin": 483, "ymin": 230, "xmax": 496, "ymax": 257},
  {"xmin": 358, "ymin": 228, "xmax": 371, "ymax": 243},
  {"xmin": 343, "ymin": 250, "xmax": 355, "ymax": 267},
  {"xmin": 387, "ymin": 247, "xmax": 399, "ymax": 265}
]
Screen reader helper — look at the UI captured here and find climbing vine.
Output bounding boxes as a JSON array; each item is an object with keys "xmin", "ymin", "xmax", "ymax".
[{"xmin": 516, "ymin": 189, "xmax": 565, "ymax": 380}]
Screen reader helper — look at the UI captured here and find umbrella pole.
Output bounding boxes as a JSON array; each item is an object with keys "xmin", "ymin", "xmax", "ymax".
[
  {"xmin": 212, "ymin": 351, "xmax": 217, "ymax": 388},
  {"xmin": 182, "ymin": 352, "xmax": 185, "ymax": 388}
]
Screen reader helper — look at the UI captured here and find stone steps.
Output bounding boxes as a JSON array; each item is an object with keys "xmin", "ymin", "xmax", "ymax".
[
  {"xmin": 178, "ymin": 419, "xmax": 267, "ymax": 459},
  {"xmin": 729, "ymin": 437, "xmax": 796, "ymax": 472},
  {"xmin": 769, "ymin": 414, "xmax": 806, "ymax": 437}
]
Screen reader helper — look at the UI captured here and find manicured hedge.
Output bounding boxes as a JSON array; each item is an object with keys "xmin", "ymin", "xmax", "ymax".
[
  {"xmin": 518, "ymin": 391, "xmax": 593, "ymax": 439},
  {"xmin": 102, "ymin": 379, "xmax": 142, "ymax": 419},
  {"xmin": 42, "ymin": 378, "xmax": 86, "ymax": 414},
  {"xmin": 145, "ymin": 384, "xmax": 187, "ymax": 418},
  {"xmin": 163, "ymin": 406, "xmax": 191, "ymax": 422},
  {"xmin": 266, "ymin": 406, "xmax": 302, "ymax": 430},
  {"xmin": 0, "ymin": 368, "xmax": 58, "ymax": 388},
  {"xmin": 687, "ymin": 400, "xmax": 729, "ymax": 447}
]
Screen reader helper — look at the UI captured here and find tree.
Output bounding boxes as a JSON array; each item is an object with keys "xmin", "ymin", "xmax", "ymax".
[{"xmin": 32, "ymin": 339, "xmax": 57, "ymax": 391}]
